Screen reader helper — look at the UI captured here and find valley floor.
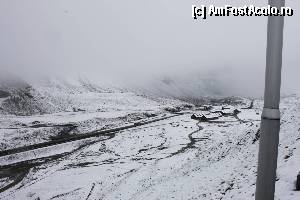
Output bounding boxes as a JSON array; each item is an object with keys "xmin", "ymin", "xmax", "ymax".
[{"xmin": 0, "ymin": 95, "xmax": 299, "ymax": 200}]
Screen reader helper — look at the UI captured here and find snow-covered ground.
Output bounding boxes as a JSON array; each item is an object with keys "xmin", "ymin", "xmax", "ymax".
[
  {"xmin": 0, "ymin": 78, "xmax": 299, "ymax": 200},
  {"xmin": 0, "ymin": 77, "xmax": 188, "ymax": 151}
]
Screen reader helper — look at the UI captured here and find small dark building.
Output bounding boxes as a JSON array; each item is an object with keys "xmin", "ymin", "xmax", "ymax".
[{"xmin": 191, "ymin": 113, "xmax": 222, "ymax": 121}]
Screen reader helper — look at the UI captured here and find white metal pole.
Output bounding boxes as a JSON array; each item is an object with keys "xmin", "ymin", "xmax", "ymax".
[{"xmin": 255, "ymin": 0, "xmax": 285, "ymax": 200}]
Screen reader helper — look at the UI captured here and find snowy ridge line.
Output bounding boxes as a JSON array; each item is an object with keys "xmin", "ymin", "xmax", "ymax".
[{"xmin": 0, "ymin": 113, "xmax": 182, "ymax": 158}]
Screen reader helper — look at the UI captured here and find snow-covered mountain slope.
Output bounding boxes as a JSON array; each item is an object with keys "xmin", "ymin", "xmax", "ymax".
[
  {"xmin": 0, "ymin": 94, "xmax": 299, "ymax": 200},
  {"xmin": 132, "ymin": 72, "xmax": 226, "ymax": 100},
  {"xmin": 0, "ymin": 76, "xmax": 192, "ymax": 151},
  {"xmin": 0, "ymin": 76, "xmax": 187, "ymax": 116}
]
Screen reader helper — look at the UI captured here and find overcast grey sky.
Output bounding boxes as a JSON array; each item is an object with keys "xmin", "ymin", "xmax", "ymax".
[{"xmin": 0, "ymin": 0, "xmax": 299, "ymax": 96}]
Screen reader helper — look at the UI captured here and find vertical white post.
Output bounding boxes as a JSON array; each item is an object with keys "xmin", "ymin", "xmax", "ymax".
[{"xmin": 255, "ymin": 0, "xmax": 285, "ymax": 200}]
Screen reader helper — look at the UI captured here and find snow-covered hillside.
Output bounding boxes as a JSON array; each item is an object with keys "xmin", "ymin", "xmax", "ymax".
[
  {"xmin": 0, "ymin": 76, "xmax": 299, "ymax": 200},
  {"xmin": 131, "ymin": 72, "xmax": 226, "ymax": 100},
  {"xmin": 0, "ymin": 76, "xmax": 187, "ymax": 115}
]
